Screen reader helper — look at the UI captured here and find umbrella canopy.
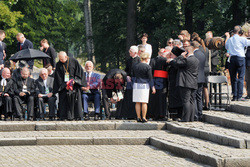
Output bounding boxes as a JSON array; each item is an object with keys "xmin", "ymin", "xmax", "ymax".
[{"xmin": 10, "ymin": 49, "xmax": 50, "ymax": 61}]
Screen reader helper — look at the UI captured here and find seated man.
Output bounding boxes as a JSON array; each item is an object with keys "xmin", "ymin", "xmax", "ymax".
[
  {"xmin": 81, "ymin": 61, "xmax": 101, "ymax": 121},
  {"xmin": 0, "ymin": 68, "xmax": 14, "ymax": 121},
  {"xmin": 13, "ymin": 67, "xmax": 35, "ymax": 121},
  {"xmin": 102, "ymin": 69, "xmax": 127, "ymax": 119},
  {"xmin": 35, "ymin": 68, "xmax": 56, "ymax": 120}
]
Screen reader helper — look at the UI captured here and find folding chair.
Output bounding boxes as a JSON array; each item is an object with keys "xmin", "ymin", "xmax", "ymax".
[{"xmin": 208, "ymin": 75, "xmax": 230, "ymax": 110}]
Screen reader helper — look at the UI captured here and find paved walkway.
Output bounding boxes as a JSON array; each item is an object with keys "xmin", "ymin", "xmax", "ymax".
[{"xmin": 0, "ymin": 145, "xmax": 205, "ymax": 167}]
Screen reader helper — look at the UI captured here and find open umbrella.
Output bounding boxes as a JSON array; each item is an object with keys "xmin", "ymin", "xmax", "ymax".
[{"xmin": 10, "ymin": 48, "xmax": 50, "ymax": 61}]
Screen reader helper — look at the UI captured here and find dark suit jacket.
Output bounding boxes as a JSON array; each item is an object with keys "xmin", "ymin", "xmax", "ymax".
[
  {"xmin": 194, "ymin": 49, "xmax": 206, "ymax": 83},
  {"xmin": 35, "ymin": 76, "xmax": 54, "ymax": 95},
  {"xmin": 17, "ymin": 39, "xmax": 34, "ymax": 67},
  {"xmin": 172, "ymin": 55, "xmax": 199, "ymax": 90},
  {"xmin": 0, "ymin": 42, "xmax": 6, "ymax": 64},
  {"xmin": 43, "ymin": 47, "xmax": 57, "ymax": 68},
  {"xmin": 14, "ymin": 77, "xmax": 36, "ymax": 96},
  {"xmin": 83, "ymin": 72, "xmax": 101, "ymax": 94},
  {"xmin": 0, "ymin": 77, "xmax": 14, "ymax": 97}
]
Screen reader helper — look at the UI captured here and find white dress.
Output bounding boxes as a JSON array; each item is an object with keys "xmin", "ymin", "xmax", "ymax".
[{"xmin": 132, "ymin": 83, "xmax": 150, "ymax": 103}]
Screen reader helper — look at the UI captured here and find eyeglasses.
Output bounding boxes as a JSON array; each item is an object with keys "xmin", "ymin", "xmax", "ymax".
[{"xmin": 168, "ymin": 42, "xmax": 173, "ymax": 44}]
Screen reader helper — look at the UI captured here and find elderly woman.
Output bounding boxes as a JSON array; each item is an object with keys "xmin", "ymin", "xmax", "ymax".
[{"xmin": 132, "ymin": 52, "xmax": 156, "ymax": 123}]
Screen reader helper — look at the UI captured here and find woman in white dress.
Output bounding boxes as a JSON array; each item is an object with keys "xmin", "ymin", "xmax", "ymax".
[{"xmin": 132, "ymin": 53, "xmax": 156, "ymax": 123}]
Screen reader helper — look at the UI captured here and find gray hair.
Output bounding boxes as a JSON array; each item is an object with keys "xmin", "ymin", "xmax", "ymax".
[
  {"xmin": 173, "ymin": 39, "xmax": 183, "ymax": 47},
  {"xmin": 85, "ymin": 60, "xmax": 94, "ymax": 67},
  {"xmin": 130, "ymin": 45, "xmax": 138, "ymax": 53},
  {"xmin": 39, "ymin": 68, "xmax": 48, "ymax": 75}
]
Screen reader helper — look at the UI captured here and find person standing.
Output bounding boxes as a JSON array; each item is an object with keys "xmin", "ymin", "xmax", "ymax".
[
  {"xmin": 132, "ymin": 52, "xmax": 156, "ymax": 123},
  {"xmin": 244, "ymin": 29, "xmax": 250, "ymax": 99},
  {"xmin": 53, "ymin": 51, "xmax": 86, "ymax": 120},
  {"xmin": 225, "ymin": 26, "xmax": 250, "ymax": 101},
  {"xmin": 81, "ymin": 61, "xmax": 101, "ymax": 121},
  {"xmin": 0, "ymin": 30, "xmax": 6, "ymax": 71},
  {"xmin": 193, "ymin": 41, "xmax": 206, "ymax": 121},
  {"xmin": 120, "ymin": 46, "xmax": 140, "ymax": 119},
  {"xmin": 16, "ymin": 33, "xmax": 34, "ymax": 70},
  {"xmin": 40, "ymin": 39, "xmax": 57, "ymax": 69},
  {"xmin": 171, "ymin": 45, "xmax": 199, "ymax": 122},
  {"xmin": 148, "ymin": 48, "xmax": 168, "ymax": 120},
  {"xmin": 140, "ymin": 33, "xmax": 152, "ymax": 64}
]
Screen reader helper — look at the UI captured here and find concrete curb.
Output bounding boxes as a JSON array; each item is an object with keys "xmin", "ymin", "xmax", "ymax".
[
  {"xmin": 0, "ymin": 137, "xmax": 149, "ymax": 146},
  {"xmin": 165, "ymin": 122, "xmax": 247, "ymax": 148},
  {"xmin": 0, "ymin": 122, "xmax": 166, "ymax": 131},
  {"xmin": 203, "ymin": 114, "xmax": 250, "ymax": 133},
  {"xmin": 149, "ymin": 137, "xmax": 223, "ymax": 167},
  {"xmin": 228, "ymin": 104, "xmax": 250, "ymax": 115}
]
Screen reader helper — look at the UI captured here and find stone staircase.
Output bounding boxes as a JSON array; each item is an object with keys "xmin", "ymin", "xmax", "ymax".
[{"xmin": 0, "ymin": 102, "xmax": 249, "ymax": 167}]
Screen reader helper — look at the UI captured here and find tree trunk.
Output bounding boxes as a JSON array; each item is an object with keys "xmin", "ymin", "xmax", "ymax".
[
  {"xmin": 84, "ymin": 0, "xmax": 95, "ymax": 64},
  {"xmin": 126, "ymin": 0, "xmax": 136, "ymax": 59},
  {"xmin": 184, "ymin": 0, "xmax": 193, "ymax": 33},
  {"xmin": 232, "ymin": 0, "xmax": 243, "ymax": 25}
]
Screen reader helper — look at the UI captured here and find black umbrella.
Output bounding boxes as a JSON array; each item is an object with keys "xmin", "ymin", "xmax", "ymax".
[{"xmin": 10, "ymin": 49, "xmax": 50, "ymax": 61}]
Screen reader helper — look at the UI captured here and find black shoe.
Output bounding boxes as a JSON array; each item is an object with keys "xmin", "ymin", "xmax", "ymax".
[
  {"xmin": 237, "ymin": 97, "xmax": 247, "ymax": 101},
  {"xmin": 49, "ymin": 117, "xmax": 55, "ymax": 121},
  {"xmin": 137, "ymin": 118, "xmax": 142, "ymax": 122},
  {"xmin": 142, "ymin": 118, "xmax": 148, "ymax": 123},
  {"xmin": 84, "ymin": 114, "xmax": 90, "ymax": 120},
  {"xmin": 94, "ymin": 114, "xmax": 99, "ymax": 121},
  {"xmin": 244, "ymin": 96, "xmax": 250, "ymax": 99},
  {"xmin": 19, "ymin": 116, "xmax": 24, "ymax": 121}
]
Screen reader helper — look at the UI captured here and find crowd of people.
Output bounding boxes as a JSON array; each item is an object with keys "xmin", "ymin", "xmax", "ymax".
[{"xmin": 0, "ymin": 26, "xmax": 249, "ymax": 122}]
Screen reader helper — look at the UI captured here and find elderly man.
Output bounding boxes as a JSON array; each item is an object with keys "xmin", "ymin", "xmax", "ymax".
[
  {"xmin": 16, "ymin": 33, "xmax": 34, "ymax": 70},
  {"xmin": 0, "ymin": 68, "xmax": 14, "ymax": 121},
  {"xmin": 13, "ymin": 67, "xmax": 35, "ymax": 121},
  {"xmin": 120, "ymin": 46, "xmax": 140, "ymax": 119},
  {"xmin": 81, "ymin": 61, "xmax": 101, "ymax": 121},
  {"xmin": 225, "ymin": 26, "xmax": 250, "ymax": 101},
  {"xmin": 35, "ymin": 68, "xmax": 56, "ymax": 120},
  {"xmin": 53, "ymin": 51, "xmax": 86, "ymax": 120}
]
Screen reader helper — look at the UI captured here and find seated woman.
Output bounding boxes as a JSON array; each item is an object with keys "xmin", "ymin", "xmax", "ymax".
[{"xmin": 132, "ymin": 53, "xmax": 156, "ymax": 123}]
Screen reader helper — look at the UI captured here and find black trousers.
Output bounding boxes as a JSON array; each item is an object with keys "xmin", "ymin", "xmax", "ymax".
[
  {"xmin": 0, "ymin": 96, "xmax": 13, "ymax": 116},
  {"xmin": 194, "ymin": 83, "xmax": 204, "ymax": 120},
  {"xmin": 37, "ymin": 96, "xmax": 56, "ymax": 118},
  {"xmin": 13, "ymin": 95, "xmax": 34, "ymax": 118},
  {"xmin": 179, "ymin": 87, "xmax": 196, "ymax": 122}
]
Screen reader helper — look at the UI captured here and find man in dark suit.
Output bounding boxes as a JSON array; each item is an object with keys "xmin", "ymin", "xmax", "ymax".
[
  {"xmin": 35, "ymin": 68, "xmax": 56, "ymax": 120},
  {"xmin": 13, "ymin": 67, "xmax": 36, "ymax": 121},
  {"xmin": 0, "ymin": 30, "xmax": 7, "ymax": 71},
  {"xmin": 0, "ymin": 68, "xmax": 14, "ymax": 120},
  {"xmin": 16, "ymin": 33, "xmax": 34, "ymax": 70},
  {"xmin": 81, "ymin": 61, "xmax": 101, "ymax": 121},
  {"xmin": 193, "ymin": 41, "xmax": 206, "ymax": 121},
  {"xmin": 171, "ymin": 44, "xmax": 199, "ymax": 122}
]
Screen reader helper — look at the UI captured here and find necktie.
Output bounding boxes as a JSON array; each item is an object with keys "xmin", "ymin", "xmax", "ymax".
[
  {"xmin": 20, "ymin": 43, "xmax": 23, "ymax": 50},
  {"xmin": 87, "ymin": 73, "xmax": 90, "ymax": 83}
]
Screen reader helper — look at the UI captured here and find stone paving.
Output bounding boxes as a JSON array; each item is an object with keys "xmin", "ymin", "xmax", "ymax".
[
  {"xmin": 0, "ymin": 145, "xmax": 205, "ymax": 167},
  {"xmin": 167, "ymin": 121, "xmax": 250, "ymax": 139},
  {"xmin": 203, "ymin": 110, "xmax": 250, "ymax": 122}
]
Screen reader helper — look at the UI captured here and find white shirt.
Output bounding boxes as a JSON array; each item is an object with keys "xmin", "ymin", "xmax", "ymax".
[
  {"xmin": 43, "ymin": 79, "xmax": 47, "ymax": 88},
  {"xmin": 225, "ymin": 34, "xmax": 250, "ymax": 57},
  {"xmin": 1, "ymin": 78, "xmax": 6, "ymax": 87}
]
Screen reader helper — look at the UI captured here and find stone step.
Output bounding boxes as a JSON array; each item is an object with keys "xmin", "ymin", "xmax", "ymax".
[
  {"xmin": 165, "ymin": 121, "xmax": 250, "ymax": 148},
  {"xmin": 203, "ymin": 110, "xmax": 250, "ymax": 133},
  {"xmin": 0, "ymin": 130, "xmax": 249, "ymax": 167},
  {"xmin": 228, "ymin": 102, "xmax": 250, "ymax": 115},
  {"xmin": 150, "ymin": 133, "xmax": 250, "ymax": 167},
  {"xmin": 0, "ymin": 121, "xmax": 166, "ymax": 131}
]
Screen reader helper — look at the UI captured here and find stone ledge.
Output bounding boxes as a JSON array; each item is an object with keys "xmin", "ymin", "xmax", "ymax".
[
  {"xmin": 0, "ymin": 123, "xmax": 36, "ymax": 131},
  {"xmin": 149, "ymin": 137, "xmax": 223, "ymax": 167},
  {"xmin": 0, "ymin": 138, "xmax": 36, "ymax": 146},
  {"xmin": 203, "ymin": 114, "xmax": 250, "ymax": 133},
  {"xmin": 165, "ymin": 122, "xmax": 247, "ymax": 148},
  {"xmin": 228, "ymin": 104, "xmax": 250, "ymax": 115}
]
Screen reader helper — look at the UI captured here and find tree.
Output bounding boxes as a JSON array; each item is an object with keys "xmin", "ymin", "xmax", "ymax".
[{"xmin": 84, "ymin": 0, "xmax": 95, "ymax": 63}]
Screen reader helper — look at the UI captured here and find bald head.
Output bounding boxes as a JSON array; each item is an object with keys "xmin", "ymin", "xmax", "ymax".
[
  {"xmin": 233, "ymin": 26, "xmax": 242, "ymax": 34},
  {"xmin": 58, "ymin": 51, "xmax": 68, "ymax": 63},
  {"xmin": 21, "ymin": 67, "xmax": 30, "ymax": 79},
  {"xmin": 1, "ymin": 68, "xmax": 11, "ymax": 79}
]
